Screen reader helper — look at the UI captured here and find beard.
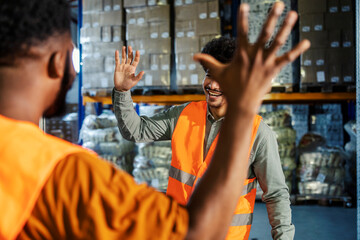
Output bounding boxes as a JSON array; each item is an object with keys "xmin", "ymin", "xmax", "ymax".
[{"xmin": 43, "ymin": 52, "xmax": 74, "ymax": 118}]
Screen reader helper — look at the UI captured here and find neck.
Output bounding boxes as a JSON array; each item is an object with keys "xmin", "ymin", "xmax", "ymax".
[{"xmin": 209, "ymin": 105, "xmax": 227, "ymax": 120}]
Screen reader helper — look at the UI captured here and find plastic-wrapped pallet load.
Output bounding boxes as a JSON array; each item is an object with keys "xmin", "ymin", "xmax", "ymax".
[
  {"xmin": 259, "ymin": 109, "xmax": 297, "ymax": 194},
  {"xmin": 297, "ymin": 133, "xmax": 347, "ymax": 197},
  {"xmin": 81, "ymin": 0, "xmax": 124, "ymax": 95},
  {"xmin": 133, "ymin": 141, "xmax": 172, "ymax": 192},
  {"xmin": 343, "ymin": 120, "xmax": 356, "ymax": 202},
  {"xmin": 80, "ymin": 111, "xmax": 136, "ymax": 174}
]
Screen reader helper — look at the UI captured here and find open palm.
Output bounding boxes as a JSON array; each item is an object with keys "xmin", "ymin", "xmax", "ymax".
[{"xmin": 114, "ymin": 46, "xmax": 144, "ymax": 91}]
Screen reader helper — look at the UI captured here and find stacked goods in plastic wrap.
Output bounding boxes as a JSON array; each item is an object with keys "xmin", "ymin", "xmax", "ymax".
[
  {"xmin": 80, "ymin": 111, "xmax": 135, "ymax": 173},
  {"xmin": 297, "ymin": 133, "xmax": 347, "ymax": 196},
  {"xmin": 133, "ymin": 141, "xmax": 172, "ymax": 192},
  {"xmin": 242, "ymin": 0, "xmax": 295, "ymax": 87},
  {"xmin": 343, "ymin": 120, "xmax": 356, "ymax": 201},
  {"xmin": 260, "ymin": 109, "xmax": 297, "ymax": 193}
]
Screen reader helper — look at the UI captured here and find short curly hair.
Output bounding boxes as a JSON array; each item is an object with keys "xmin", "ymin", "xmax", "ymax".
[
  {"xmin": 0, "ymin": 0, "xmax": 71, "ymax": 64},
  {"xmin": 201, "ymin": 37, "xmax": 236, "ymax": 70}
]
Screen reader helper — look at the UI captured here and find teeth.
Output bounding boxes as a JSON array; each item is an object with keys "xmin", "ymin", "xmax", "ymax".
[{"xmin": 208, "ymin": 91, "xmax": 222, "ymax": 96}]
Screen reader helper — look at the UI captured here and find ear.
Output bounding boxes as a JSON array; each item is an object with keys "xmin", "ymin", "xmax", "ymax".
[{"xmin": 48, "ymin": 51, "xmax": 65, "ymax": 79}]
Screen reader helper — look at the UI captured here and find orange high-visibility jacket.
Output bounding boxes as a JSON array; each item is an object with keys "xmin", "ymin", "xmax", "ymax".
[
  {"xmin": 167, "ymin": 101, "xmax": 262, "ymax": 240},
  {"xmin": 0, "ymin": 115, "xmax": 90, "ymax": 240}
]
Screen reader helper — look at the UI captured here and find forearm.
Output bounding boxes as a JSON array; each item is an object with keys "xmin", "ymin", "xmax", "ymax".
[
  {"xmin": 112, "ymin": 88, "xmax": 172, "ymax": 142},
  {"xmin": 186, "ymin": 107, "xmax": 256, "ymax": 240}
]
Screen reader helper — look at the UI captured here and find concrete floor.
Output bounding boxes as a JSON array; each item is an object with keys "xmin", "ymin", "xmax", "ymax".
[{"xmin": 249, "ymin": 202, "xmax": 356, "ymax": 240}]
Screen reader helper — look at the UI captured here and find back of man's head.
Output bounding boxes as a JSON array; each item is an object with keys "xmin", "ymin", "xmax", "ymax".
[
  {"xmin": 0, "ymin": 0, "xmax": 71, "ymax": 65},
  {"xmin": 201, "ymin": 37, "xmax": 236, "ymax": 70}
]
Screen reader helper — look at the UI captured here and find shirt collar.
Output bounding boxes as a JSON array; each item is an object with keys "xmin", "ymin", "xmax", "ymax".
[{"xmin": 206, "ymin": 106, "xmax": 225, "ymax": 123}]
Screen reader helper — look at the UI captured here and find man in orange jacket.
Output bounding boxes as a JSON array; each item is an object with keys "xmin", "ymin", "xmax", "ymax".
[
  {"xmin": 113, "ymin": 6, "xmax": 299, "ymax": 240},
  {"xmin": 0, "ymin": 0, "xmax": 309, "ymax": 239}
]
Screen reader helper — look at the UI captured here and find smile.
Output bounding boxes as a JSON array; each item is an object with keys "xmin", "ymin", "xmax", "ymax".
[{"xmin": 205, "ymin": 87, "xmax": 223, "ymax": 97}]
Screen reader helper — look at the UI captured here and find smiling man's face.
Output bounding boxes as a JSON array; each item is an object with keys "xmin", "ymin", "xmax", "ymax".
[{"xmin": 202, "ymin": 71, "xmax": 227, "ymax": 110}]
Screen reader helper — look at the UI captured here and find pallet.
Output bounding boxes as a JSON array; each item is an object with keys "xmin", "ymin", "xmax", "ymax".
[
  {"xmin": 300, "ymin": 84, "xmax": 355, "ymax": 93},
  {"xmin": 290, "ymin": 194, "xmax": 352, "ymax": 208},
  {"xmin": 271, "ymin": 83, "xmax": 299, "ymax": 93}
]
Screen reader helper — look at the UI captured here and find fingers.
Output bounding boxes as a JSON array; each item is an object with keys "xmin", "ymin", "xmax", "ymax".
[
  {"xmin": 126, "ymin": 46, "xmax": 133, "ymax": 64},
  {"xmin": 134, "ymin": 71, "xmax": 145, "ymax": 82},
  {"xmin": 193, "ymin": 53, "xmax": 224, "ymax": 81},
  {"xmin": 255, "ymin": 1, "xmax": 284, "ymax": 48},
  {"xmin": 236, "ymin": 3, "xmax": 250, "ymax": 51},
  {"xmin": 121, "ymin": 46, "xmax": 126, "ymax": 64},
  {"xmin": 115, "ymin": 50, "xmax": 120, "ymax": 65},
  {"xmin": 132, "ymin": 50, "xmax": 141, "ymax": 68},
  {"xmin": 267, "ymin": 11, "xmax": 298, "ymax": 57},
  {"xmin": 276, "ymin": 39, "xmax": 311, "ymax": 69}
]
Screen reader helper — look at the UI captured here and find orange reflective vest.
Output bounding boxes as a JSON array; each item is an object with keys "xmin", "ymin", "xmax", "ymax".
[
  {"xmin": 167, "ymin": 101, "xmax": 262, "ymax": 240},
  {"xmin": 0, "ymin": 115, "xmax": 90, "ymax": 240}
]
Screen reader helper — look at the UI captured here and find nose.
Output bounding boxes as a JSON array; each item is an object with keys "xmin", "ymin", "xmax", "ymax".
[{"xmin": 208, "ymin": 79, "xmax": 220, "ymax": 89}]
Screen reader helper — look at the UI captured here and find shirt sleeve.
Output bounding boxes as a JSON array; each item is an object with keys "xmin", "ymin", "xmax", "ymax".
[
  {"xmin": 251, "ymin": 121, "xmax": 295, "ymax": 240},
  {"xmin": 20, "ymin": 152, "xmax": 189, "ymax": 240},
  {"xmin": 112, "ymin": 88, "xmax": 187, "ymax": 142}
]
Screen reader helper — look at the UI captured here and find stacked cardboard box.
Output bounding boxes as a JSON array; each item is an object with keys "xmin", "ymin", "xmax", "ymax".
[
  {"xmin": 299, "ymin": 0, "xmax": 355, "ymax": 91},
  {"xmin": 125, "ymin": 4, "xmax": 171, "ymax": 88},
  {"xmin": 175, "ymin": 0, "xmax": 221, "ymax": 88},
  {"xmin": 242, "ymin": 0, "xmax": 294, "ymax": 86},
  {"xmin": 81, "ymin": 0, "xmax": 124, "ymax": 91}
]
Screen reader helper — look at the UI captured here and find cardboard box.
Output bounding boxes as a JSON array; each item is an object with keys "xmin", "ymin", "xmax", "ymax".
[
  {"xmin": 113, "ymin": 0, "xmax": 122, "ymax": 10},
  {"xmin": 175, "ymin": 4, "xmax": 198, "ymax": 20},
  {"xmin": 103, "ymin": 0, "xmax": 112, "ymax": 11},
  {"xmin": 342, "ymin": 61, "xmax": 354, "ymax": 83},
  {"xmin": 298, "ymin": 0, "xmax": 326, "ymax": 14},
  {"xmin": 325, "ymin": 12, "xmax": 353, "ymax": 30},
  {"xmin": 340, "ymin": 0, "xmax": 352, "ymax": 12},
  {"xmin": 197, "ymin": 2, "xmax": 208, "ymax": 19},
  {"xmin": 175, "ymin": 37, "xmax": 200, "ymax": 53},
  {"xmin": 300, "ymin": 15, "xmax": 312, "ymax": 32},
  {"xmin": 208, "ymin": 1, "xmax": 219, "ymax": 18},
  {"xmin": 327, "ymin": 65, "xmax": 341, "ymax": 83},
  {"xmin": 101, "ymin": 26, "xmax": 112, "ymax": 42},
  {"xmin": 147, "ymin": 5, "xmax": 170, "ymax": 22},
  {"xmin": 301, "ymin": 50, "xmax": 313, "ymax": 66},
  {"xmin": 328, "ymin": 30, "xmax": 341, "ymax": 48},
  {"xmin": 99, "ymin": 11, "xmax": 122, "ymax": 26},
  {"xmin": 342, "ymin": 29, "xmax": 354, "ymax": 47},
  {"xmin": 138, "ymin": 53, "xmax": 150, "ymax": 70},
  {"xmin": 80, "ymin": 27, "xmax": 101, "ymax": 44},
  {"xmin": 196, "ymin": 18, "xmax": 220, "ymax": 35},
  {"xmin": 127, "ymin": 24, "xmax": 150, "ymax": 40},
  {"xmin": 175, "ymin": 20, "xmax": 197, "ymax": 38},
  {"xmin": 300, "ymin": 31, "xmax": 328, "ymax": 48},
  {"xmin": 124, "ymin": 0, "xmax": 147, "ymax": 8},
  {"xmin": 312, "ymin": 14, "xmax": 324, "ymax": 31},
  {"xmin": 326, "ymin": 48, "xmax": 342, "ymax": 65},
  {"xmin": 150, "ymin": 54, "xmax": 160, "ymax": 70},
  {"xmin": 143, "ymin": 70, "xmax": 170, "ymax": 86},
  {"xmin": 328, "ymin": 0, "xmax": 339, "ymax": 13},
  {"xmin": 159, "ymin": 54, "xmax": 170, "ymax": 71},
  {"xmin": 300, "ymin": 66, "xmax": 315, "ymax": 84},
  {"xmin": 313, "ymin": 49, "xmax": 326, "ymax": 66},
  {"xmin": 149, "ymin": 21, "xmax": 170, "ymax": 39},
  {"xmin": 112, "ymin": 26, "xmax": 122, "ymax": 42}
]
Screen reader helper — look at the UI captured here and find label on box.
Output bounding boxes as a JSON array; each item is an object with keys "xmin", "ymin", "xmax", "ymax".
[
  {"xmin": 177, "ymin": 32, "xmax": 185, "ymax": 38},
  {"xmin": 175, "ymin": 0, "xmax": 182, "ymax": 6},
  {"xmin": 113, "ymin": 36, "xmax": 120, "ymax": 42},
  {"xmin": 314, "ymin": 25, "xmax": 323, "ymax": 31},
  {"xmin": 342, "ymin": 6, "xmax": 350, "ymax": 12},
  {"xmin": 331, "ymin": 76, "xmax": 340, "ymax": 83},
  {"xmin": 137, "ymin": 18, "xmax": 145, "ymax": 24},
  {"xmin": 185, "ymin": 0, "xmax": 193, "ymax": 4},
  {"xmin": 210, "ymin": 12, "xmax": 218, "ymax": 18},
  {"xmin": 139, "ymin": 49, "xmax": 146, "ymax": 55},
  {"xmin": 316, "ymin": 59, "xmax": 324, "ymax": 66},
  {"xmin": 179, "ymin": 64, "xmax": 186, "ymax": 70},
  {"xmin": 187, "ymin": 31, "xmax": 195, "ymax": 37},
  {"xmin": 148, "ymin": 0, "xmax": 156, "ymax": 5},
  {"xmin": 101, "ymin": 78, "xmax": 108, "ymax": 88},
  {"xmin": 329, "ymin": 7, "xmax": 338, "ymax": 13},
  {"xmin": 138, "ymin": 80, "xmax": 145, "ymax": 86},
  {"xmin": 344, "ymin": 75, "xmax": 352, "ymax": 82},
  {"xmin": 161, "ymin": 65, "xmax": 169, "ymax": 70},
  {"xmin": 316, "ymin": 71, "xmax": 325, "ymax": 83},
  {"xmin": 188, "ymin": 63, "xmax": 196, "ymax": 70},
  {"xmin": 330, "ymin": 41, "xmax": 340, "ymax": 48},
  {"xmin": 113, "ymin": 5, "xmax": 121, "ymax": 11},
  {"xmin": 151, "ymin": 33, "xmax": 159, "ymax": 38},
  {"xmin": 190, "ymin": 74, "xmax": 198, "ymax": 85},
  {"xmin": 129, "ymin": 18, "xmax": 136, "ymax": 24},
  {"xmin": 304, "ymin": 60, "xmax": 312, "ymax": 66},
  {"xmin": 302, "ymin": 26, "xmax": 311, "ymax": 32},
  {"xmin": 151, "ymin": 64, "xmax": 158, "ymax": 70},
  {"xmin": 161, "ymin": 32, "xmax": 169, "ymax": 38},
  {"xmin": 343, "ymin": 41, "xmax": 351, "ymax": 47},
  {"xmin": 199, "ymin": 13, "xmax": 207, "ymax": 19},
  {"xmin": 145, "ymin": 75, "xmax": 153, "ymax": 85}
]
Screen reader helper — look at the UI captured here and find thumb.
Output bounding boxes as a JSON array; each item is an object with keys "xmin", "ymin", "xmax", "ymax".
[{"xmin": 193, "ymin": 53, "xmax": 224, "ymax": 80}]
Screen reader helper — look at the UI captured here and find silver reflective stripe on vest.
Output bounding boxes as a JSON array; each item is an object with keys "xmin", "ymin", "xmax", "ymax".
[
  {"xmin": 230, "ymin": 213, "xmax": 253, "ymax": 226},
  {"xmin": 241, "ymin": 179, "xmax": 257, "ymax": 196},
  {"xmin": 169, "ymin": 165, "xmax": 196, "ymax": 187}
]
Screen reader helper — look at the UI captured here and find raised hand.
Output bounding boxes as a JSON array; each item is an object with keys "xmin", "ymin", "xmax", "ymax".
[
  {"xmin": 194, "ymin": 2, "xmax": 310, "ymax": 114},
  {"xmin": 114, "ymin": 46, "xmax": 144, "ymax": 91}
]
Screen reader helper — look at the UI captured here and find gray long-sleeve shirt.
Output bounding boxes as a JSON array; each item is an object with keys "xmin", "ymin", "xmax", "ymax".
[{"xmin": 112, "ymin": 88, "xmax": 295, "ymax": 240}]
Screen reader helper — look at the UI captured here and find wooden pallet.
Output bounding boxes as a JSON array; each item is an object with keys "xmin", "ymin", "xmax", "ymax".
[{"xmin": 290, "ymin": 194, "xmax": 352, "ymax": 208}]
